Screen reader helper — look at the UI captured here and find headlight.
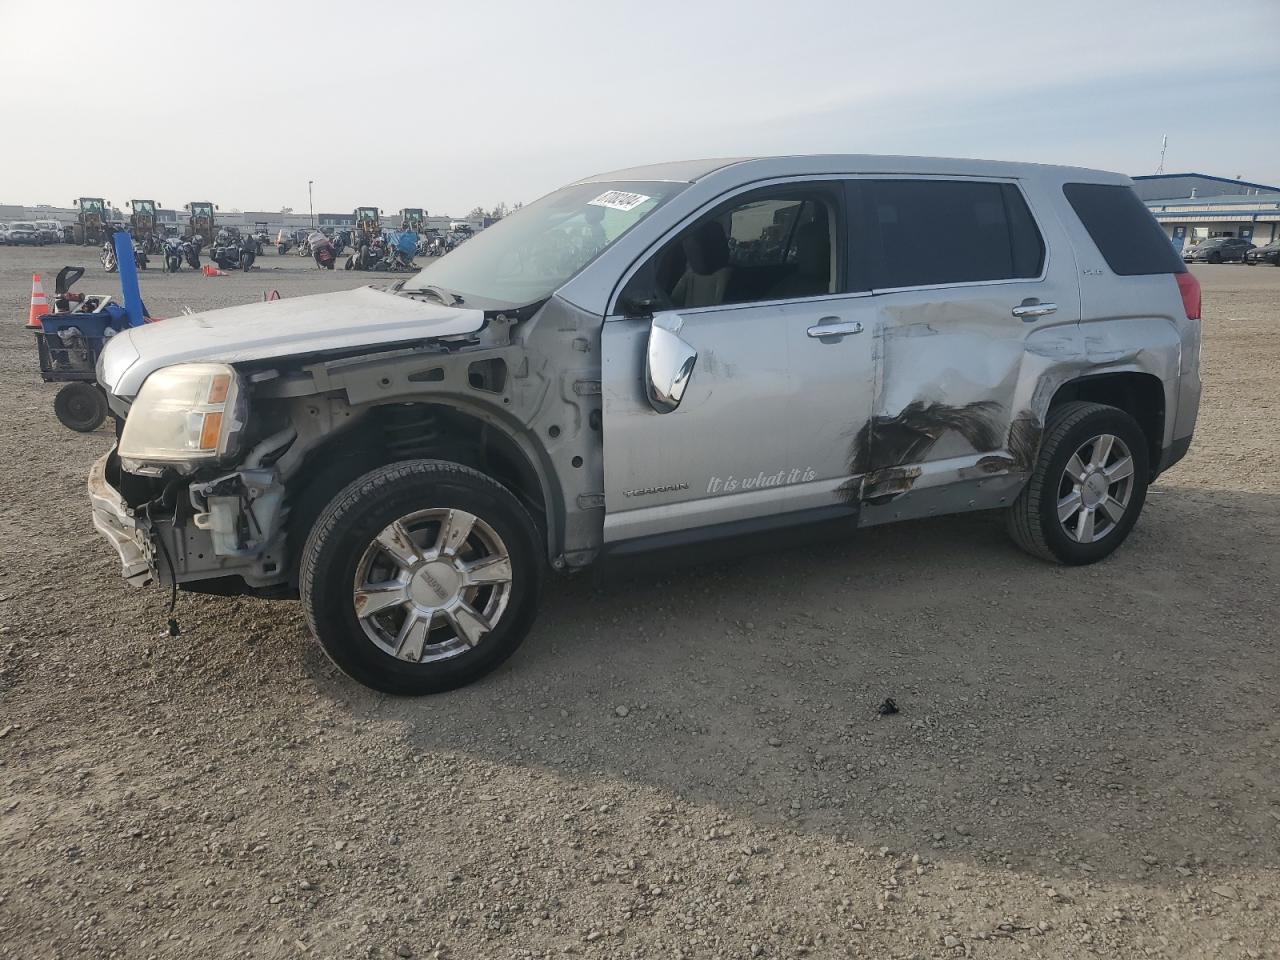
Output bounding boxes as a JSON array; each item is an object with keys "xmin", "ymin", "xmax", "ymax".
[{"xmin": 119, "ymin": 363, "xmax": 247, "ymax": 473}]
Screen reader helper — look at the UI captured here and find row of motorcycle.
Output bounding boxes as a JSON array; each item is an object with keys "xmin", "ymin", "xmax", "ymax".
[
  {"xmin": 100, "ymin": 227, "xmax": 441, "ymax": 275},
  {"xmin": 100, "ymin": 231, "xmax": 258, "ymax": 274},
  {"xmin": 297, "ymin": 230, "xmax": 420, "ymax": 272}
]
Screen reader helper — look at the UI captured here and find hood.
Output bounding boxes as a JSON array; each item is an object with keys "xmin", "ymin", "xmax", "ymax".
[{"xmin": 99, "ymin": 285, "xmax": 485, "ymax": 397}]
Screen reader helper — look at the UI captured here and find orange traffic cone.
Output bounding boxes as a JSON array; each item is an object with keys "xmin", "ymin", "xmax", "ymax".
[{"xmin": 27, "ymin": 273, "xmax": 49, "ymax": 328}]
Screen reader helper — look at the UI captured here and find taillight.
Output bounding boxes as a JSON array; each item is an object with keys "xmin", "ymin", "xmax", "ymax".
[{"xmin": 1176, "ymin": 272, "xmax": 1201, "ymax": 320}]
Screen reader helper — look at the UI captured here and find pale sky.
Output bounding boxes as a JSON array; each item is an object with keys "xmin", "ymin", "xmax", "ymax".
[{"xmin": 2, "ymin": 0, "xmax": 1277, "ymax": 216}]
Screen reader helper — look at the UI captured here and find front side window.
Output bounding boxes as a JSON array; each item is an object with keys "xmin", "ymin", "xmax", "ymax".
[
  {"xmin": 620, "ymin": 184, "xmax": 842, "ymax": 312},
  {"xmin": 405, "ymin": 180, "xmax": 686, "ymax": 309},
  {"xmin": 863, "ymin": 179, "xmax": 1045, "ymax": 289}
]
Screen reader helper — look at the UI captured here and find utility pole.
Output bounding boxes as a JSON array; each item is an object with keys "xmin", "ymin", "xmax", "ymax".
[
  {"xmin": 1156, "ymin": 135, "xmax": 1167, "ymax": 175},
  {"xmin": 308, "ymin": 180, "xmax": 315, "ymax": 228}
]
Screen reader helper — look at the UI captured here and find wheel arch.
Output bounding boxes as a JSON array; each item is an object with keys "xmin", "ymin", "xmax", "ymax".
[
  {"xmin": 283, "ymin": 399, "xmax": 564, "ymax": 584},
  {"xmin": 1047, "ymin": 371, "xmax": 1165, "ymax": 479}
]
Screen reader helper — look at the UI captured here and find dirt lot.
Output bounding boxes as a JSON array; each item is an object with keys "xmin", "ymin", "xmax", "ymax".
[{"xmin": 0, "ymin": 246, "xmax": 1277, "ymax": 960}]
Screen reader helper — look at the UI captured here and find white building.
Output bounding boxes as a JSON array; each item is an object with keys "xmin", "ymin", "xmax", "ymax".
[{"xmin": 1136, "ymin": 173, "xmax": 1280, "ymax": 251}]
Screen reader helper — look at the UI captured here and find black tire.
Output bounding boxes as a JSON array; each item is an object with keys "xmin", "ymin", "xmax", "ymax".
[
  {"xmin": 54, "ymin": 382, "xmax": 108, "ymax": 433},
  {"xmin": 300, "ymin": 460, "xmax": 543, "ymax": 695},
  {"xmin": 1006, "ymin": 401, "xmax": 1150, "ymax": 565},
  {"xmin": 1245, "ymin": 258, "xmax": 1255, "ymax": 266}
]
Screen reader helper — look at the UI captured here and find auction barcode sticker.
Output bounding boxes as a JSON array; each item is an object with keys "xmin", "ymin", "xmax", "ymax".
[{"xmin": 588, "ymin": 190, "xmax": 651, "ymax": 212}]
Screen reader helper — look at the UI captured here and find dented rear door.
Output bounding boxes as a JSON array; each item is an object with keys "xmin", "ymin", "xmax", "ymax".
[{"xmin": 848, "ymin": 176, "xmax": 1081, "ymax": 515}]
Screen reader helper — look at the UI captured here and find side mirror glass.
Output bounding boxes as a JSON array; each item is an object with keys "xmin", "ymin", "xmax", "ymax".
[{"xmin": 645, "ymin": 314, "xmax": 697, "ymax": 414}]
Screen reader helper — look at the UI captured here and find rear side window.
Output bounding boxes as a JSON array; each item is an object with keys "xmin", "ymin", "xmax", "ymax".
[
  {"xmin": 862, "ymin": 180, "xmax": 1044, "ymax": 289},
  {"xmin": 1063, "ymin": 182, "xmax": 1186, "ymax": 275}
]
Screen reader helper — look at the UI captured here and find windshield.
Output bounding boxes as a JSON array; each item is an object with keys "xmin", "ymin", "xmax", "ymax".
[
  {"xmin": 406, "ymin": 180, "xmax": 687, "ymax": 307},
  {"xmin": 12, "ymin": 222, "xmax": 35, "ymax": 230},
  {"xmin": 134, "ymin": 201, "xmax": 155, "ymax": 214},
  {"xmin": 82, "ymin": 200, "xmax": 103, "ymax": 213}
]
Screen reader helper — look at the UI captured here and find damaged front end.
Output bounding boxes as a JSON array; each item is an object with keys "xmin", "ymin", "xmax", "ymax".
[{"xmin": 89, "ymin": 425, "xmax": 297, "ymax": 594}]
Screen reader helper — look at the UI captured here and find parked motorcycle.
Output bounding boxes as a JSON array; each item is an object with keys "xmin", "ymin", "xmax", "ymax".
[
  {"xmin": 183, "ymin": 237, "xmax": 202, "ymax": 270},
  {"xmin": 309, "ymin": 232, "xmax": 338, "ymax": 270},
  {"xmin": 162, "ymin": 236, "xmax": 184, "ymax": 272},
  {"xmin": 209, "ymin": 230, "xmax": 257, "ymax": 272},
  {"xmin": 276, "ymin": 229, "xmax": 293, "ymax": 255},
  {"xmin": 345, "ymin": 236, "xmax": 384, "ymax": 271},
  {"xmin": 102, "ymin": 238, "xmax": 148, "ymax": 273}
]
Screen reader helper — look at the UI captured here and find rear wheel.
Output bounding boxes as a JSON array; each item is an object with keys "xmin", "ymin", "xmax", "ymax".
[
  {"xmin": 54, "ymin": 382, "xmax": 108, "ymax": 433},
  {"xmin": 300, "ymin": 460, "xmax": 543, "ymax": 695},
  {"xmin": 1006, "ymin": 401, "xmax": 1150, "ymax": 565}
]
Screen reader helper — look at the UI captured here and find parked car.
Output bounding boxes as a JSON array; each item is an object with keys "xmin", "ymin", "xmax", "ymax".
[
  {"xmin": 35, "ymin": 220, "xmax": 62, "ymax": 243},
  {"xmin": 5, "ymin": 221, "xmax": 44, "ymax": 245},
  {"xmin": 1182, "ymin": 236, "xmax": 1253, "ymax": 263},
  {"xmin": 1244, "ymin": 241, "xmax": 1280, "ymax": 266},
  {"xmin": 0, "ymin": 223, "xmax": 9, "ymax": 244},
  {"xmin": 88, "ymin": 155, "xmax": 1202, "ymax": 695}
]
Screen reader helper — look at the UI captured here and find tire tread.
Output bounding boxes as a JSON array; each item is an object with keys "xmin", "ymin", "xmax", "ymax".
[{"xmin": 1006, "ymin": 401, "xmax": 1118, "ymax": 563}]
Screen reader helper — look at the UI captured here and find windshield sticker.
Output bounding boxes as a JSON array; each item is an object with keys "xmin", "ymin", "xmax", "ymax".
[{"xmin": 588, "ymin": 190, "xmax": 651, "ymax": 212}]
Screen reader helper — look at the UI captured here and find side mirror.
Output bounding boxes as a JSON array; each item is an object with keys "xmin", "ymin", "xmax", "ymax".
[{"xmin": 645, "ymin": 313, "xmax": 697, "ymax": 414}]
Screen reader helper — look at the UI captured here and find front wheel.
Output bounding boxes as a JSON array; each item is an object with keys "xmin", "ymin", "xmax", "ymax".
[
  {"xmin": 1006, "ymin": 401, "xmax": 1150, "ymax": 565},
  {"xmin": 300, "ymin": 460, "xmax": 543, "ymax": 695},
  {"xmin": 54, "ymin": 382, "xmax": 108, "ymax": 432}
]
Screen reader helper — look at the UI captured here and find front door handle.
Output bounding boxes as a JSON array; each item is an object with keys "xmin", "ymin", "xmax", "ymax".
[
  {"xmin": 1012, "ymin": 299, "xmax": 1058, "ymax": 320},
  {"xmin": 806, "ymin": 317, "xmax": 863, "ymax": 339}
]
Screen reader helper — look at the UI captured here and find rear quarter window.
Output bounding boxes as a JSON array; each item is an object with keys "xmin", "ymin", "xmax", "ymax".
[{"xmin": 1063, "ymin": 182, "xmax": 1186, "ymax": 276}]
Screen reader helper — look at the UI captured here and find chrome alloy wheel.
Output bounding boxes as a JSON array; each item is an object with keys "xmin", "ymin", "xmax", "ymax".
[
  {"xmin": 1057, "ymin": 434, "xmax": 1135, "ymax": 544},
  {"xmin": 352, "ymin": 509, "xmax": 513, "ymax": 663}
]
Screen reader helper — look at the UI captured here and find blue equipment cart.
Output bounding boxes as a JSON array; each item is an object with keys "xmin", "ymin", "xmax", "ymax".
[{"xmin": 33, "ymin": 235, "xmax": 152, "ymax": 431}]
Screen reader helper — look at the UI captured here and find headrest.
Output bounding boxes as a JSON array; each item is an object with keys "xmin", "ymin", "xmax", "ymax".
[{"xmin": 683, "ymin": 220, "xmax": 730, "ymax": 275}]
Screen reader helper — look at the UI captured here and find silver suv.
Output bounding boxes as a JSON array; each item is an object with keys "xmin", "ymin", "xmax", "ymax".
[{"xmin": 89, "ymin": 156, "xmax": 1202, "ymax": 694}]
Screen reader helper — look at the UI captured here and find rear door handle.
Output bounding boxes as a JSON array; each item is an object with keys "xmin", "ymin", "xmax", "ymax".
[
  {"xmin": 806, "ymin": 317, "xmax": 863, "ymax": 339},
  {"xmin": 1012, "ymin": 300, "xmax": 1057, "ymax": 320}
]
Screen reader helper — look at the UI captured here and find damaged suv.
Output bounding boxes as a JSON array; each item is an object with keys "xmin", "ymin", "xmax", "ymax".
[{"xmin": 89, "ymin": 156, "xmax": 1202, "ymax": 694}]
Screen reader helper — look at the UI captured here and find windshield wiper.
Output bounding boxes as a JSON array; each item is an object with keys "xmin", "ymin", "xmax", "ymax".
[{"xmin": 407, "ymin": 284, "xmax": 464, "ymax": 305}]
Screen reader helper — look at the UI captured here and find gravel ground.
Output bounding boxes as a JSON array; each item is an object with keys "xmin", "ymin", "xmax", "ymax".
[{"xmin": 0, "ymin": 246, "xmax": 1277, "ymax": 960}]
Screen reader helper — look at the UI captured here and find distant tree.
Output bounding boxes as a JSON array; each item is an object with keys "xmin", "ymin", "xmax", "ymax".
[
  {"xmin": 467, "ymin": 206, "xmax": 486, "ymax": 219},
  {"xmin": 489, "ymin": 201, "xmax": 510, "ymax": 220},
  {"xmin": 280, "ymin": 206, "xmax": 293, "ymax": 214}
]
